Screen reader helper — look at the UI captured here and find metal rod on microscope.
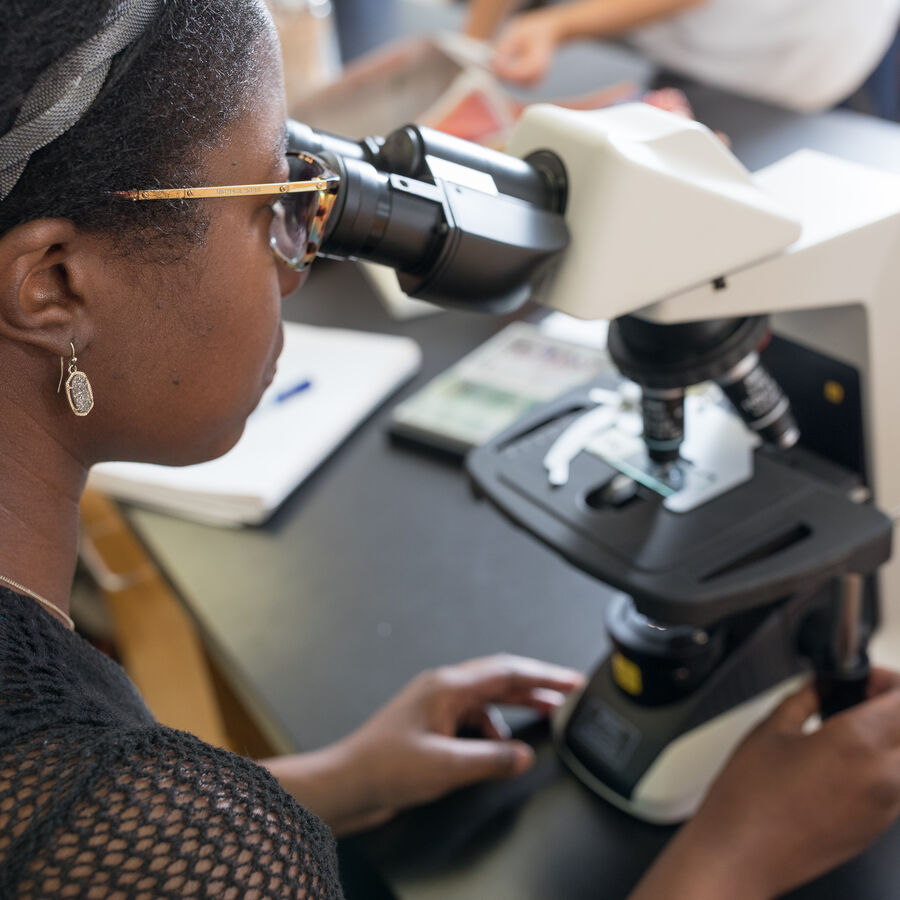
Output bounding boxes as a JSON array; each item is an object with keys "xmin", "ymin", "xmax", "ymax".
[{"xmin": 834, "ymin": 573, "xmax": 864, "ymax": 673}]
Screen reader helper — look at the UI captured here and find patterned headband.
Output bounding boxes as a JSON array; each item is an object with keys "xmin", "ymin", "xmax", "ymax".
[{"xmin": 0, "ymin": 0, "xmax": 162, "ymax": 201}]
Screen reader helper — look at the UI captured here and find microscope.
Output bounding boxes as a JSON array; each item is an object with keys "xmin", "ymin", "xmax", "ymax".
[{"xmin": 290, "ymin": 103, "xmax": 897, "ymax": 823}]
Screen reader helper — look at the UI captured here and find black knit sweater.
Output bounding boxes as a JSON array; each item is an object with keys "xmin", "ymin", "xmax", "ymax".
[{"xmin": 0, "ymin": 586, "xmax": 345, "ymax": 899}]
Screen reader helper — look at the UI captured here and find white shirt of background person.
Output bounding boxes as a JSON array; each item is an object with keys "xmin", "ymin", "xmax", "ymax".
[{"xmin": 627, "ymin": 0, "xmax": 900, "ymax": 112}]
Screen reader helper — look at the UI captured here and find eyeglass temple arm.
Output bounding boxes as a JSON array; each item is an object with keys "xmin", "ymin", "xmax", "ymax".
[{"xmin": 115, "ymin": 176, "xmax": 338, "ymax": 202}]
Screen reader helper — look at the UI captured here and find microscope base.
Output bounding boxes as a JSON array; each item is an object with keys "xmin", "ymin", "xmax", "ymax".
[{"xmin": 554, "ymin": 662, "xmax": 808, "ymax": 824}]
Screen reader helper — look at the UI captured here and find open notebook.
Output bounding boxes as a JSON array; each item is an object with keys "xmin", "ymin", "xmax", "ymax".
[{"xmin": 88, "ymin": 322, "xmax": 421, "ymax": 526}]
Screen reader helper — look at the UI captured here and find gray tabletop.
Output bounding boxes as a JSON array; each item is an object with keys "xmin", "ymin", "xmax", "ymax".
[{"xmin": 125, "ymin": 23, "xmax": 900, "ymax": 900}]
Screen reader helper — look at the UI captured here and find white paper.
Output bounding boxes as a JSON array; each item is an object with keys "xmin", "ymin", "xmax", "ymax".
[{"xmin": 89, "ymin": 322, "xmax": 421, "ymax": 525}]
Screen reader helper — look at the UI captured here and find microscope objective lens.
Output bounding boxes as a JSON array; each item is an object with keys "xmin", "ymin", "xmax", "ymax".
[
  {"xmin": 641, "ymin": 388, "xmax": 685, "ymax": 463},
  {"xmin": 718, "ymin": 353, "xmax": 800, "ymax": 449}
]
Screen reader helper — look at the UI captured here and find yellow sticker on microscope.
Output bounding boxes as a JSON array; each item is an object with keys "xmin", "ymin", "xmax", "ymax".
[
  {"xmin": 612, "ymin": 651, "xmax": 643, "ymax": 696},
  {"xmin": 824, "ymin": 380, "xmax": 845, "ymax": 405}
]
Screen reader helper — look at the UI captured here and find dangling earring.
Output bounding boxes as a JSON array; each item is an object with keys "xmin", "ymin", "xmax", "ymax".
[{"xmin": 57, "ymin": 341, "xmax": 94, "ymax": 417}]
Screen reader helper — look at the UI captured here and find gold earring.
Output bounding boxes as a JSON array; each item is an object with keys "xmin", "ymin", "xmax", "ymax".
[{"xmin": 57, "ymin": 341, "xmax": 94, "ymax": 417}]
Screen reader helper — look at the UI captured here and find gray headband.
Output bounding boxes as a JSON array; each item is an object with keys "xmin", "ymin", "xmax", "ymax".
[{"xmin": 0, "ymin": 0, "xmax": 161, "ymax": 201}]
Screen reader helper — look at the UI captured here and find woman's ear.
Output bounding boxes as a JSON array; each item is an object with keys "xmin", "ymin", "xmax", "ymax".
[{"xmin": 0, "ymin": 218, "xmax": 96, "ymax": 356}]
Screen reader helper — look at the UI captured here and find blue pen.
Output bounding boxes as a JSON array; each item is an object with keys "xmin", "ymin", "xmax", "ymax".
[{"xmin": 275, "ymin": 378, "xmax": 313, "ymax": 403}]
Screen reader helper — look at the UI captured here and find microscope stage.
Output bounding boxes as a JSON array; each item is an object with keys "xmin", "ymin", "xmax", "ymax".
[{"xmin": 467, "ymin": 380, "xmax": 892, "ymax": 626}]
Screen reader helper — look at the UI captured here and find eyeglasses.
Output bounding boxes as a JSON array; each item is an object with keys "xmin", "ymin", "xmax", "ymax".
[{"xmin": 114, "ymin": 151, "xmax": 341, "ymax": 272}]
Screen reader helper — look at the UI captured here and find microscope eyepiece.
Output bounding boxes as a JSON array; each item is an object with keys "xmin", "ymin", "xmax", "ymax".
[{"xmin": 287, "ymin": 119, "xmax": 569, "ymax": 313}]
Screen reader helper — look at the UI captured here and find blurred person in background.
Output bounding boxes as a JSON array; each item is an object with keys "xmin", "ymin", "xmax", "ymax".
[{"xmin": 465, "ymin": 0, "xmax": 900, "ymax": 115}]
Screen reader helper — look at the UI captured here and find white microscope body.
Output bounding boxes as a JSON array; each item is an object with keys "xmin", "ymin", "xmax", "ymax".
[{"xmin": 502, "ymin": 103, "xmax": 900, "ymax": 822}]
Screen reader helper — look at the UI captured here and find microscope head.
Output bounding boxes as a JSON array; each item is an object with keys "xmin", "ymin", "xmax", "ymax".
[
  {"xmin": 506, "ymin": 102, "xmax": 802, "ymax": 321},
  {"xmin": 507, "ymin": 103, "xmax": 806, "ymax": 462}
]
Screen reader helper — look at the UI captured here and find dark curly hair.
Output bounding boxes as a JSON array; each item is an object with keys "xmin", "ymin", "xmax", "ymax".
[{"xmin": 0, "ymin": 0, "xmax": 275, "ymax": 249}]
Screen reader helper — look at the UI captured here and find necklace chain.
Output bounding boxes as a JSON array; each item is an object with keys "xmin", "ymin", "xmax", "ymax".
[{"xmin": 0, "ymin": 573, "xmax": 75, "ymax": 630}]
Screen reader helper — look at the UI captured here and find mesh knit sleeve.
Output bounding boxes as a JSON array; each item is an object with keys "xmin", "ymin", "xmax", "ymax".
[{"xmin": 1, "ymin": 726, "xmax": 345, "ymax": 900}]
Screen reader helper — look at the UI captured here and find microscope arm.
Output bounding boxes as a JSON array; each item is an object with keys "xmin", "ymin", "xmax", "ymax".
[{"xmin": 641, "ymin": 150, "xmax": 900, "ymax": 325}]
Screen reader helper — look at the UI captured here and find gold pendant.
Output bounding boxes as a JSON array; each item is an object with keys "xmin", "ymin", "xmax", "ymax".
[{"xmin": 65, "ymin": 370, "xmax": 94, "ymax": 416}]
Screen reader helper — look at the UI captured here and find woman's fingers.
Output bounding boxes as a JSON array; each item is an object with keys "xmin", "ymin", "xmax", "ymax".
[
  {"xmin": 427, "ymin": 734, "xmax": 535, "ymax": 790},
  {"xmin": 867, "ymin": 666, "xmax": 900, "ymax": 698},
  {"xmin": 825, "ymin": 680, "xmax": 900, "ymax": 747},
  {"xmin": 766, "ymin": 683, "xmax": 820, "ymax": 732},
  {"xmin": 441, "ymin": 654, "xmax": 584, "ymax": 704},
  {"xmin": 763, "ymin": 670, "xmax": 900, "ymax": 747},
  {"xmin": 461, "ymin": 704, "xmax": 512, "ymax": 741},
  {"xmin": 516, "ymin": 687, "xmax": 569, "ymax": 714}
]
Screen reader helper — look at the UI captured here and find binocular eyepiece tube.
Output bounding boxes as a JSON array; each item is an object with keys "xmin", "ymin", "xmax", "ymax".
[{"xmin": 287, "ymin": 119, "xmax": 570, "ymax": 313}]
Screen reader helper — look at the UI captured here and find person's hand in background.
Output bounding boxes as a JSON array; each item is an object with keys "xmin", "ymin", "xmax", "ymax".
[
  {"xmin": 464, "ymin": 0, "xmax": 525, "ymax": 42},
  {"xmin": 488, "ymin": 0, "xmax": 708, "ymax": 85},
  {"xmin": 630, "ymin": 668, "xmax": 900, "ymax": 900},
  {"xmin": 265, "ymin": 654, "xmax": 584, "ymax": 835},
  {"xmin": 491, "ymin": 8, "xmax": 565, "ymax": 85}
]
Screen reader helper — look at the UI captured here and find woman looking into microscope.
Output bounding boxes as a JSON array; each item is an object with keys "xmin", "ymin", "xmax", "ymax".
[{"xmin": 3, "ymin": 1, "xmax": 900, "ymax": 897}]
